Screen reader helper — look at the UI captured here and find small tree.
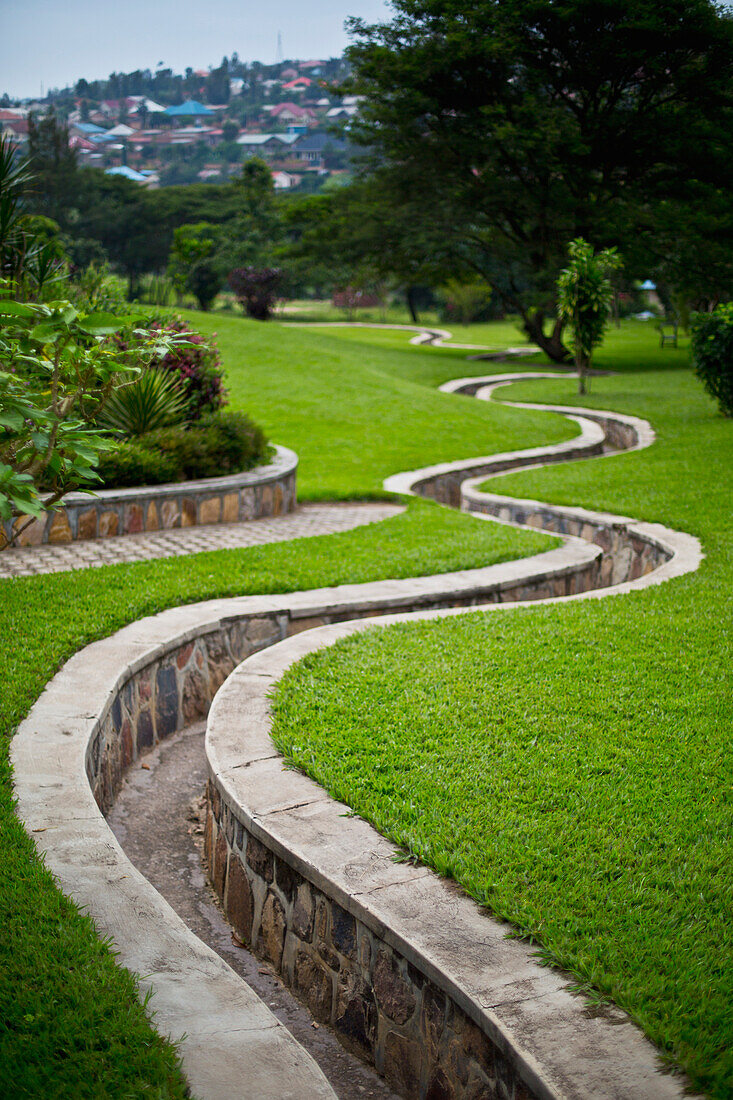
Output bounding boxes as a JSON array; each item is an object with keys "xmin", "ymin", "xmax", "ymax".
[
  {"xmin": 166, "ymin": 222, "xmax": 219, "ymax": 303},
  {"xmin": 188, "ymin": 260, "xmax": 222, "ymax": 311},
  {"xmin": 557, "ymin": 239, "xmax": 622, "ymax": 394},
  {"xmin": 228, "ymin": 267, "xmax": 283, "ymax": 320},
  {"xmin": 691, "ymin": 303, "xmax": 733, "ymax": 416},
  {"xmin": 441, "ymin": 277, "xmax": 493, "ymax": 325}
]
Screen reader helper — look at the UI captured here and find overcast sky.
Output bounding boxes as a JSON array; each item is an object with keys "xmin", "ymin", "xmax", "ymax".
[{"xmin": 0, "ymin": 0, "xmax": 393, "ymax": 99}]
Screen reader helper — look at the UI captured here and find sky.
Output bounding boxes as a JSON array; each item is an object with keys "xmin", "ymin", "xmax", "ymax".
[{"xmin": 0, "ymin": 0, "xmax": 393, "ymax": 100}]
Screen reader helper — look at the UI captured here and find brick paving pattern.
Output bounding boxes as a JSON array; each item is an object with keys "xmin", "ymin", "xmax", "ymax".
[{"xmin": 0, "ymin": 503, "xmax": 402, "ymax": 578}]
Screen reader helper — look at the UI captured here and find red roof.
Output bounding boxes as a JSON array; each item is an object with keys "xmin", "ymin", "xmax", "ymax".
[
  {"xmin": 269, "ymin": 103, "xmax": 314, "ymax": 119},
  {"xmin": 68, "ymin": 135, "xmax": 96, "ymax": 151},
  {"xmin": 282, "ymin": 77, "xmax": 312, "ymax": 89},
  {"xmin": 0, "ymin": 109, "xmax": 24, "ymax": 120}
]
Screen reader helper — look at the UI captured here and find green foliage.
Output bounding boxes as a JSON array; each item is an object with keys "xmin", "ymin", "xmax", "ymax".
[
  {"xmin": 343, "ymin": 0, "xmax": 733, "ymax": 358},
  {"xmin": 98, "ymin": 369, "xmax": 189, "ymax": 436},
  {"xmin": 557, "ymin": 239, "xmax": 622, "ymax": 393},
  {"xmin": 96, "ymin": 411, "xmax": 268, "ymax": 487},
  {"xmin": 0, "ymin": 136, "xmax": 66, "ymax": 299},
  {"xmin": 691, "ymin": 303, "xmax": 733, "ymax": 416},
  {"xmin": 135, "ymin": 317, "xmax": 225, "ymax": 420},
  {"xmin": 68, "ymin": 262, "xmax": 131, "ymax": 316},
  {"xmin": 93, "ymin": 437, "xmax": 179, "ymax": 487},
  {"xmin": 166, "ymin": 221, "xmax": 219, "ymax": 300},
  {"xmin": 135, "ymin": 273, "xmax": 176, "ymax": 307},
  {"xmin": 0, "ymin": 298, "xmax": 129, "ymax": 523},
  {"xmin": 0, "ymin": 292, "xmax": 195, "ymax": 535},
  {"xmin": 188, "ymin": 259, "xmax": 222, "ymax": 311},
  {"xmin": 441, "ymin": 277, "xmax": 493, "ymax": 325}
]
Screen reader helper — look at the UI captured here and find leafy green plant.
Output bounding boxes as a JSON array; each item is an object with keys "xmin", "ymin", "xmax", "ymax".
[
  {"xmin": 557, "ymin": 239, "xmax": 623, "ymax": 394},
  {"xmin": 0, "ymin": 135, "xmax": 66, "ymax": 299},
  {"xmin": 97, "ymin": 411, "xmax": 268, "ymax": 487},
  {"xmin": 0, "ymin": 294, "xmax": 193, "ymax": 541},
  {"xmin": 440, "ymin": 277, "xmax": 493, "ymax": 325},
  {"xmin": 136, "ymin": 273, "xmax": 176, "ymax": 307},
  {"xmin": 99, "ymin": 369, "xmax": 189, "ymax": 436},
  {"xmin": 691, "ymin": 303, "xmax": 733, "ymax": 416},
  {"xmin": 116, "ymin": 316, "xmax": 225, "ymax": 421}
]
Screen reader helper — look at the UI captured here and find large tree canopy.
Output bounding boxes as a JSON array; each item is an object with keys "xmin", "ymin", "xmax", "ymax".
[{"xmin": 344, "ymin": 0, "xmax": 733, "ymax": 357}]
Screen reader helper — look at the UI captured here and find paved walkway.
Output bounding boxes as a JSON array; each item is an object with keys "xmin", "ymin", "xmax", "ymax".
[{"xmin": 0, "ymin": 503, "xmax": 403, "ymax": 578}]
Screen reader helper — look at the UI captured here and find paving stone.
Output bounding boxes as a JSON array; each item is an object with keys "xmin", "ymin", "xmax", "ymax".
[{"xmin": 0, "ymin": 504, "xmax": 402, "ymax": 578}]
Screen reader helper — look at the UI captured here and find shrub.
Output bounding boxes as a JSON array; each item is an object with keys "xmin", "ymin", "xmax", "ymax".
[
  {"xmin": 116, "ymin": 316, "xmax": 226, "ymax": 420},
  {"xmin": 188, "ymin": 260, "xmax": 222, "ymax": 312},
  {"xmin": 95, "ymin": 441, "xmax": 179, "ymax": 488},
  {"xmin": 691, "ymin": 304, "xmax": 733, "ymax": 416},
  {"xmin": 228, "ymin": 267, "xmax": 283, "ymax": 320},
  {"xmin": 99, "ymin": 369, "xmax": 188, "ymax": 436},
  {"xmin": 439, "ymin": 277, "xmax": 493, "ymax": 325},
  {"xmin": 97, "ymin": 411, "xmax": 269, "ymax": 488}
]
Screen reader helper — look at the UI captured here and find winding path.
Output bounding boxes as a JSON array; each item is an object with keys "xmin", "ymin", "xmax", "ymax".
[
  {"xmin": 283, "ymin": 320, "xmax": 540, "ymax": 356},
  {"xmin": 12, "ymin": 374, "xmax": 702, "ymax": 1100}
]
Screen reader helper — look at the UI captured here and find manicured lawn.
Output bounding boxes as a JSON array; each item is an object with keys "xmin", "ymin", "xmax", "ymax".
[
  {"xmin": 272, "ymin": 358, "xmax": 733, "ymax": 1098},
  {"xmin": 181, "ymin": 310, "xmax": 576, "ymax": 498},
  {"xmin": 2, "ymin": 317, "xmax": 561, "ymax": 1096}
]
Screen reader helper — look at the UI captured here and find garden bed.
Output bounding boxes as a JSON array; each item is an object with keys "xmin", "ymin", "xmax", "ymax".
[{"xmin": 3, "ymin": 445, "xmax": 297, "ymax": 547}]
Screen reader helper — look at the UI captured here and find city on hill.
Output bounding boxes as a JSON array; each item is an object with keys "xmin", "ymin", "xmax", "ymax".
[{"xmin": 0, "ymin": 54, "xmax": 355, "ymax": 190}]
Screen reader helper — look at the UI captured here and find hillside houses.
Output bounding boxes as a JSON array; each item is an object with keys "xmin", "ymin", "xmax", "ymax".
[{"xmin": 2, "ymin": 56, "xmax": 359, "ymax": 191}]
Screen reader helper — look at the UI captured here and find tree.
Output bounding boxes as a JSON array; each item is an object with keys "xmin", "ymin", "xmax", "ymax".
[
  {"xmin": 228, "ymin": 267, "xmax": 283, "ymax": 320},
  {"xmin": 217, "ymin": 158, "xmax": 284, "ymax": 273},
  {"xmin": 166, "ymin": 221, "xmax": 219, "ymax": 300},
  {"xmin": 282, "ymin": 178, "xmax": 457, "ymax": 318},
  {"xmin": 344, "ymin": 0, "xmax": 733, "ymax": 360},
  {"xmin": 441, "ymin": 277, "xmax": 493, "ymax": 326},
  {"xmin": 557, "ymin": 239, "xmax": 621, "ymax": 393},
  {"xmin": 27, "ymin": 112, "xmax": 79, "ymax": 226},
  {"xmin": 188, "ymin": 260, "xmax": 222, "ymax": 311}
]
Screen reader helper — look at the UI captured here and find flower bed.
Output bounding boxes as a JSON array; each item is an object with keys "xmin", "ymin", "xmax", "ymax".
[{"xmin": 3, "ymin": 445, "xmax": 297, "ymax": 547}]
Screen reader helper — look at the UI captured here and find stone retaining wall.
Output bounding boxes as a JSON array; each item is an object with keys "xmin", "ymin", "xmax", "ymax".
[
  {"xmin": 206, "ymin": 792, "xmax": 533, "ymax": 1100},
  {"xmin": 4, "ymin": 445, "xmax": 297, "ymax": 548}
]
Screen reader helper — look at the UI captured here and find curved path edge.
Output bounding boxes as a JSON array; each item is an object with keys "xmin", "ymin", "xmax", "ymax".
[{"xmin": 11, "ymin": 375, "xmax": 702, "ymax": 1099}]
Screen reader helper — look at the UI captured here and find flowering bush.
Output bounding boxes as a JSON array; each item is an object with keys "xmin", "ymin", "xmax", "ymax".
[{"xmin": 116, "ymin": 315, "xmax": 226, "ymax": 421}]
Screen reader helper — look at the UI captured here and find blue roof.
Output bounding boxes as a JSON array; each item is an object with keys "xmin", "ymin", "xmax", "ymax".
[
  {"xmin": 105, "ymin": 166, "xmax": 147, "ymax": 182},
  {"xmin": 75, "ymin": 122, "xmax": 106, "ymax": 134},
  {"xmin": 165, "ymin": 100, "xmax": 213, "ymax": 116}
]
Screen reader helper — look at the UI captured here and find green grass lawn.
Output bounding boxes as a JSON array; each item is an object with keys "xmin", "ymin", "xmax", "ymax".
[
  {"xmin": 1, "ymin": 317, "xmax": 565, "ymax": 1097},
  {"xmin": 272, "ymin": 359, "xmax": 733, "ymax": 1098}
]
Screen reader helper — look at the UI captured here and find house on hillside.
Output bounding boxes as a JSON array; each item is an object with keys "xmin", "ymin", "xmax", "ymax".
[
  {"xmin": 0, "ymin": 112, "xmax": 29, "ymax": 146},
  {"xmin": 268, "ymin": 102, "xmax": 316, "ymax": 124},
  {"xmin": 293, "ymin": 131, "xmax": 348, "ymax": 166},
  {"xmin": 235, "ymin": 132, "xmax": 298, "ymax": 156},
  {"xmin": 70, "ymin": 121, "xmax": 107, "ymax": 137},
  {"xmin": 165, "ymin": 100, "xmax": 214, "ymax": 124},
  {"xmin": 272, "ymin": 169, "xmax": 300, "ymax": 190},
  {"xmin": 282, "ymin": 77, "xmax": 312, "ymax": 91}
]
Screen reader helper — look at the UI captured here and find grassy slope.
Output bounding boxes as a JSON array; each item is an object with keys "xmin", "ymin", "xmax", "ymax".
[
  {"xmin": 1, "ymin": 317, "xmax": 564, "ymax": 1097},
  {"xmin": 272, "ymin": 345, "xmax": 733, "ymax": 1098},
  {"xmin": 180, "ymin": 311, "xmax": 575, "ymax": 498}
]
